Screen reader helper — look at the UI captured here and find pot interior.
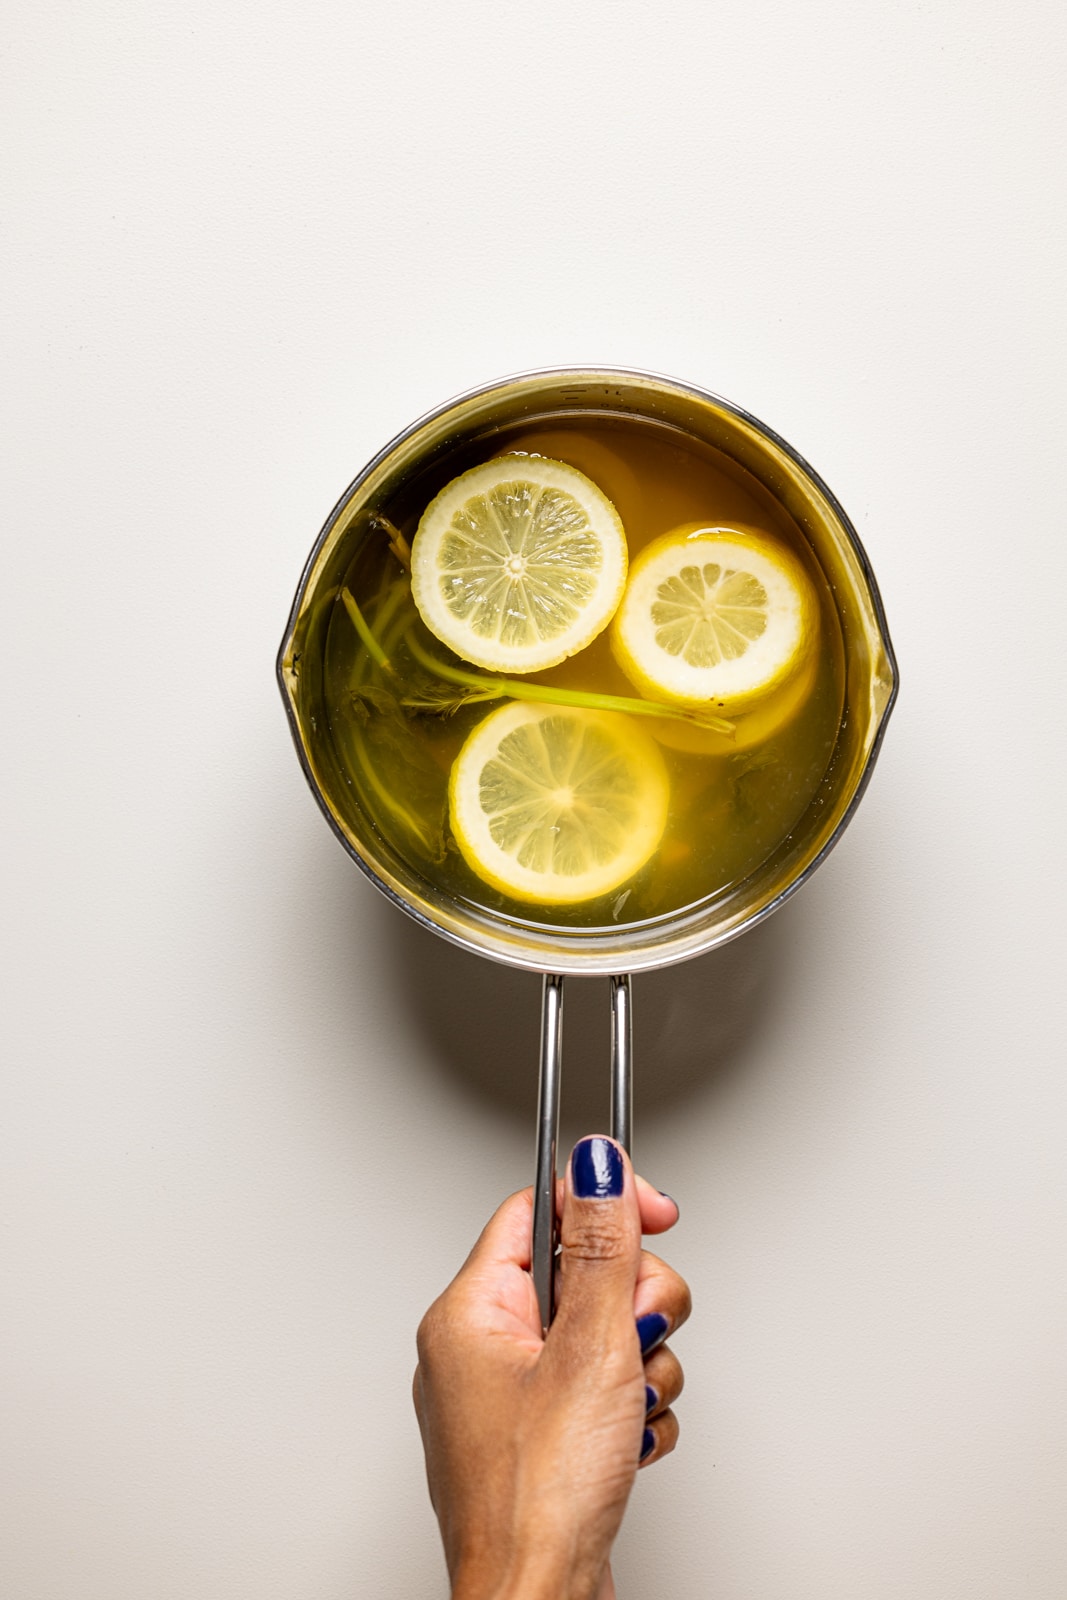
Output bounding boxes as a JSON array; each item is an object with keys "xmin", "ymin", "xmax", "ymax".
[{"xmin": 278, "ymin": 369, "xmax": 897, "ymax": 974}]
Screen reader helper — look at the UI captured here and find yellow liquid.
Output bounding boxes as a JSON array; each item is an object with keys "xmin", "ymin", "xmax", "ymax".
[{"xmin": 322, "ymin": 413, "xmax": 844, "ymax": 931}]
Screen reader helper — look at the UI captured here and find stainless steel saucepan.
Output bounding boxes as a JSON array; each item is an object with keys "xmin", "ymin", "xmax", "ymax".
[{"xmin": 277, "ymin": 367, "xmax": 898, "ymax": 1332}]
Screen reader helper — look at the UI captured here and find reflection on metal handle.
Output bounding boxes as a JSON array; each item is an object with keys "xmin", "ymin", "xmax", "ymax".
[
  {"xmin": 532, "ymin": 974, "xmax": 635, "ymax": 1335},
  {"xmin": 610, "ymin": 974, "xmax": 632, "ymax": 1156},
  {"xmin": 533, "ymin": 974, "xmax": 564, "ymax": 1335}
]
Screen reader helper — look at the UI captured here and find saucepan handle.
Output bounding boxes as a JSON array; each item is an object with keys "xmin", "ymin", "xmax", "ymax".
[{"xmin": 532, "ymin": 973, "xmax": 633, "ymax": 1334}]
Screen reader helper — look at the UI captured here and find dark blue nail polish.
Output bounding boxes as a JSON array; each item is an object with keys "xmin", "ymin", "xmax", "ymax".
[
  {"xmin": 659, "ymin": 1191, "xmax": 679, "ymax": 1212},
  {"xmin": 645, "ymin": 1384, "xmax": 657, "ymax": 1415},
  {"xmin": 640, "ymin": 1427, "xmax": 655, "ymax": 1461},
  {"xmin": 572, "ymin": 1137, "xmax": 623, "ymax": 1199},
  {"xmin": 637, "ymin": 1311, "xmax": 669, "ymax": 1355}
]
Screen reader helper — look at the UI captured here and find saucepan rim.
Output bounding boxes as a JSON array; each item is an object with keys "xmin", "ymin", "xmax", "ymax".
[{"xmin": 276, "ymin": 364, "xmax": 899, "ymax": 974}]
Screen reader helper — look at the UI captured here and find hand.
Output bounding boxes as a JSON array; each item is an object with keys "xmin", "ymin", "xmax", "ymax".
[{"xmin": 413, "ymin": 1136, "xmax": 691, "ymax": 1600}]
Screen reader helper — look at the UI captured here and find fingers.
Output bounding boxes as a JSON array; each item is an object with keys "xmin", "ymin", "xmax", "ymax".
[
  {"xmin": 634, "ymin": 1250, "xmax": 688, "ymax": 1471},
  {"xmin": 553, "ymin": 1136, "xmax": 642, "ymax": 1346},
  {"xmin": 634, "ymin": 1248, "xmax": 692, "ymax": 1342},
  {"xmin": 642, "ymin": 1343, "xmax": 684, "ymax": 1419},
  {"xmin": 455, "ymin": 1158, "xmax": 677, "ymax": 1280},
  {"xmin": 639, "ymin": 1407, "xmax": 680, "ymax": 1468},
  {"xmin": 461, "ymin": 1187, "xmax": 534, "ymax": 1273},
  {"xmin": 551, "ymin": 1167, "xmax": 676, "ymax": 1235},
  {"xmin": 439, "ymin": 1154, "xmax": 686, "ymax": 1364},
  {"xmin": 420, "ymin": 1188, "xmax": 541, "ymax": 1353},
  {"xmin": 634, "ymin": 1174, "xmax": 680, "ymax": 1236}
]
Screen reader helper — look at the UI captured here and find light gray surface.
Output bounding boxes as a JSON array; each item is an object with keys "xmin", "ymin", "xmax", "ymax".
[{"xmin": 2, "ymin": 2, "xmax": 1065, "ymax": 1595}]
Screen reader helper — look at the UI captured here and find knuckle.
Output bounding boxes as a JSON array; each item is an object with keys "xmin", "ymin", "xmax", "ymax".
[
  {"xmin": 675, "ymin": 1276, "xmax": 693, "ymax": 1325},
  {"xmin": 646, "ymin": 1346, "xmax": 685, "ymax": 1404},
  {"xmin": 414, "ymin": 1315, "xmax": 434, "ymax": 1363},
  {"xmin": 562, "ymin": 1215, "xmax": 631, "ymax": 1264},
  {"xmin": 657, "ymin": 1264, "xmax": 692, "ymax": 1326},
  {"xmin": 644, "ymin": 1409, "xmax": 679, "ymax": 1464},
  {"xmin": 566, "ymin": 1235, "xmax": 628, "ymax": 1265},
  {"xmin": 638, "ymin": 1252, "xmax": 693, "ymax": 1327},
  {"xmin": 415, "ymin": 1296, "xmax": 452, "ymax": 1362}
]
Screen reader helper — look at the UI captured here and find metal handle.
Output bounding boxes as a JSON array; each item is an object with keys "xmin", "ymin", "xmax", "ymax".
[
  {"xmin": 532, "ymin": 974, "xmax": 564, "ymax": 1333},
  {"xmin": 532, "ymin": 973, "xmax": 633, "ymax": 1334},
  {"xmin": 609, "ymin": 973, "xmax": 632, "ymax": 1152}
]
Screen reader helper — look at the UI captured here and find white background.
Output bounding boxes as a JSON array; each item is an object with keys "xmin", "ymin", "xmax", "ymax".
[{"xmin": 3, "ymin": 2, "xmax": 1065, "ymax": 1596}]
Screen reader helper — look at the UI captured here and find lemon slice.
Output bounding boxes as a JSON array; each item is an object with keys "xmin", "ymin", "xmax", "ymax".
[
  {"xmin": 410, "ymin": 456, "xmax": 627, "ymax": 674},
  {"xmin": 612, "ymin": 523, "xmax": 818, "ymax": 713},
  {"xmin": 650, "ymin": 649, "xmax": 818, "ymax": 757},
  {"xmin": 496, "ymin": 430, "xmax": 643, "ymax": 534},
  {"xmin": 448, "ymin": 702, "xmax": 669, "ymax": 905}
]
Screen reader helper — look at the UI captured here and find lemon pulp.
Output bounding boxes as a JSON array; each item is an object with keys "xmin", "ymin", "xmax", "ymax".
[
  {"xmin": 612, "ymin": 523, "xmax": 817, "ymax": 713},
  {"xmin": 448, "ymin": 702, "xmax": 669, "ymax": 905},
  {"xmin": 410, "ymin": 456, "xmax": 627, "ymax": 674}
]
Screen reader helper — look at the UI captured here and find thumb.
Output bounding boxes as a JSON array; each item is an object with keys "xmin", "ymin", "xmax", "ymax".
[{"xmin": 552, "ymin": 1136, "xmax": 641, "ymax": 1348}]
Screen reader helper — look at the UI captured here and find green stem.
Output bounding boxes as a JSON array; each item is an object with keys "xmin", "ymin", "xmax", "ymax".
[
  {"xmin": 339, "ymin": 584, "xmax": 735, "ymax": 735},
  {"xmin": 373, "ymin": 579, "xmax": 414, "ymax": 652},
  {"xmin": 341, "ymin": 588, "xmax": 390, "ymax": 670},
  {"xmin": 342, "ymin": 588, "xmax": 440, "ymax": 851},
  {"xmin": 404, "ymin": 630, "xmax": 735, "ymax": 735},
  {"xmin": 373, "ymin": 513, "xmax": 412, "ymax": 571},
  {"xmin": 354, "ymin": 742, "xmax": 438, "ymax": 854}
]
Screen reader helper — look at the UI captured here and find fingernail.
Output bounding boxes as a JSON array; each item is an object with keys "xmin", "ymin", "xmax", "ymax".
[
  {"xmin": 645, "ymin": 1384, "xmax": 657, "ymax": 1415},
  {"xmin": 659, "ymin": 1191, "xmax": 679, "ymax": 1213},
  {"xmin": 637, "ymin": 1311, "xmax": 669, "ymax": 1355},
  {"xmin": 640, "ymin": 1427, "xmax": 655, "ymax": 1461},
  {"xmin": 572, "ymin": 1137, "xmax": 624, "ymax": 1199}
]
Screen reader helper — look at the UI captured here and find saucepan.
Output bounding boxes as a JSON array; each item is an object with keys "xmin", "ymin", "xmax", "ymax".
[{"xmin": 276, "ymin": 367, "xmax": 898, "ymax": 1331}]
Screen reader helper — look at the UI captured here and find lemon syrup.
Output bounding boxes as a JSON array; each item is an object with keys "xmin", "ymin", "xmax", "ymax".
[{"xmin": 321, "ymin": 413, "xmax": 845, "ymax": 931}]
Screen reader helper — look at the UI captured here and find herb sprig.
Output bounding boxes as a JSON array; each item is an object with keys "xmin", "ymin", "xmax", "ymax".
[{"xmin": 341, "ymin": 585, "xmax": 735, "ymax": 736}]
